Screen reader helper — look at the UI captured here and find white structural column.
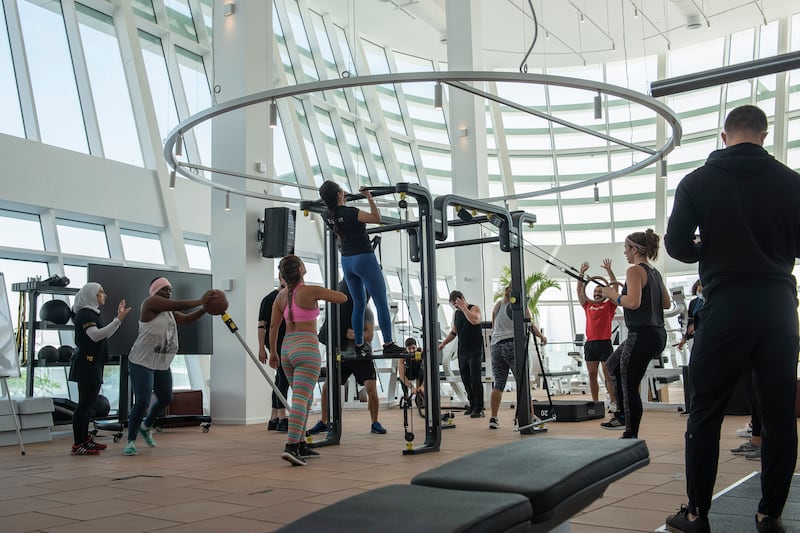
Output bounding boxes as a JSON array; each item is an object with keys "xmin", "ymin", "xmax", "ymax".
[
  {"xmin": 445, "ymin": 0, "xmax": 491, "ymax": 307},
  {"xmin": 209, "ymin": 2, "xmax": 275, "ymax": 424}
]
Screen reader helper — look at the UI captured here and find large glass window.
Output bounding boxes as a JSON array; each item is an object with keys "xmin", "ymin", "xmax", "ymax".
[
  {"xmin": 76, "ymin": 4, "xmax": 143, "ymax": 166},
  {"xmin": 315, "ymin": 106, "xmax": 348, "ymax": 188},
  {"xmin": 0, "ymin": 4, "xmax": 24, "ymax": 138},
  {"xmin": 176, "ymin": 47, "xmax": 212, "ymax": 167},
  {"xmin": 341, "ymin": 119, "xmax": 370, "ymax": 187},
  {"xmin": 56, "ymin": 219, "xmax": 110, "ymax": 258},
  {"xmin": 184, "ymin": 239, "xmax": 211, "ymax": 270},
  {"xmin": 18, "ymin": 0, "xmax": 88, "ymax": 153},
  {"xmin": 0, "ymin": 211, "xmax": 44, "ymax": 250},
  {"xmin": 164, "ymin": 0, "xmax": 198, "ymax": 42},
  {"xmin": 121, "ymin": 229, "xmax": 164, "ymax": 264},
  {"xmin": 140, "ymin": 31, "xmax": 180, "ymax": 146},
  {"xmin": 285, "ymin": 0, "xmax": 319, "ymax": 82},
  {"xmin": 309, "ymin": 10, "xmax": 348, "ymax": 109}
]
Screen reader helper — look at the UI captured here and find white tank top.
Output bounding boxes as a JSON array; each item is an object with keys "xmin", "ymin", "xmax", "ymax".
[
  {"xmin": 128, "ymin": 311, "xmax": 178, "ymax": 370},
  {"xmin": 491, "ymin": 301, "xmax": 515, "ymax": 345}
]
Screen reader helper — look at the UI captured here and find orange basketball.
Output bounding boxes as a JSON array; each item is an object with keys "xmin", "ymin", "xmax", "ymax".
[{"xmin": 203, "ymin": 290, "xmax": 229, "ymax": 315}]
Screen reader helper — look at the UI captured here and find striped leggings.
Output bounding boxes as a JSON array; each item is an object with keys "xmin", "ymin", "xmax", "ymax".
[{"xmin": 281, "ymin": 332, "xmax": 321, "ymax": 443}]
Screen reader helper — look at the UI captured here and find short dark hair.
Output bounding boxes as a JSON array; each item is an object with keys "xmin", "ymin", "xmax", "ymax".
[
  {"xmin": 405, "ymin": 337, "xmax": 417, "ymax": 348},
  {"xmin": 448, "ymin": 290, "xmax": 464, "ymax": 304},
  {"xmin": 724, "ymin": 105, "xmax": 767, "ymax": 137}
]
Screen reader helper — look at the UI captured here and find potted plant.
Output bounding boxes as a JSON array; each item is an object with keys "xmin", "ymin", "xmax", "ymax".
[{"xmin": 493, "ymin": 265, "xmax": 560, "ymax": 320}]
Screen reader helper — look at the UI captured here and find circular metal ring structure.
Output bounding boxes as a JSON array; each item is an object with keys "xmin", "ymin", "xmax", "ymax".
[
  {"xmin": 163, "ymin": 71, "xmax": 682, "ymax": 203},
  {"xmin": 585, "ymin": 275, "xmax": 624, "ymax": 303}
]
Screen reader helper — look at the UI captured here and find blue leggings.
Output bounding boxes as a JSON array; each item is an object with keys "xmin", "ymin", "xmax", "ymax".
[
  {"xmin": 341, "ymin": 252, "xmax": 394, "ymax": 346},
  {"xmin": 127, "ymin": 361, "xmax": 173, "ymax": 441}
]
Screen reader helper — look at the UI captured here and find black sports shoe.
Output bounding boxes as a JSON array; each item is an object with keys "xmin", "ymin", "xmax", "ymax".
[
  {"xmin": 470, "ymin": 409, "xmax": 485, "ymax": 418},
  {"xmin": 600, "ymin": 417, "xmax": 625, "ymax": 430},
  {"xmin": 267, "ymin": 418, "xmax": 279, "ymax": 431},
  {"xmin": 382, "ymin": 342, "xmax": 405, "ymax": 356},
  {"xmin": 463, "ymin": 405, "xmax": 473, "ymax": 416},
  {"xmin": 354, "ymin": 344, "xmax": 371, "ymax": 358},
  {"xmin": 276, "ymin": 418, "xmax": 288, "ymax": 432},
  {"xmin": 281, "ymin": 443, "xmax": 307, "ymax": 466},
  {"xmin": 665, "ymin": 505, "xmax": 710, "ymax": 533},
  {"xmin": 756, "ymin": 515, "xmax": 786, "ymax": 533},
  {"xmin": 307, "ymin": 420, "xmax": 327, "ymax": 435},
  {"xmin": 298, "ymin": 442, "xmax": 321, "ymax": 459}
]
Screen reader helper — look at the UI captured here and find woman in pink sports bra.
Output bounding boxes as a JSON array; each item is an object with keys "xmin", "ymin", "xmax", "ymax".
[{"xmin": 269, "ymin": 254, "xmax": 347, "ymax": 466}]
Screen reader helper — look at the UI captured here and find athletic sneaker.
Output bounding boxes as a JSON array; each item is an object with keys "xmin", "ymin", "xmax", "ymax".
[
  {"xmin": 281, "ymin": 443, "xmax": 306, "ymax": 466},
  {"xmin": 86, "ymin": 439, "xmax": 107, "ymax": 451},
  {"xmin": 470, "ymin": 409, "xmax": 485, "ymax": 418},
  {"xmin": 267, "ymin": 417, "xmax": 279, "ymax": 431},
  {"xmin": 371, "ymin": 421, "xmax": 387, "ymax": 434},
  {"xmin": 607, "ymin": 402, "xmax": 617, "ymax": 413},
  {"xmin": 755, "ymin": 515, "xmax": 787, "ymax": 533},
  {"xmin": 489, "ymin": 417, "xmax": 499, "ymax": 429},
  {"xmin": 307, "ymin": 420, "xmax": 328, "ymax": 435},
  {"xmin": 745, "ymin": 448, "xmax": 762, "ymax": 461},
  {"xmin": 382, "ymin": 342, "xmax": 405, "ymax": 356},
  {"xmin": 736, "ymin": 422, "xmax": 753, "ymax": 438},
  {"xmin": 123, "ymin": 440, "xmax": 138, "ymax": 456},
  {"xmin": 354, "ymin": 343, "xmax": 372, "ymax": 358},
  {"xmin": 298, "ymin": 442, "xmax": 320, "ymax": 459},
  {"xmin": 731, "ymin": 440, "xmax": 760, "ymax": 455},
  {"xmin": 139, "ymin": 424, "xmax": 157, "ymax": 447},
  {"xmin": 71, "ymin": 442, "xmax": 101, "ymax": 456},
  {"xmin": 600, "ymin": 417, "xmax": 625, "ymax": 430},
  {"xmin": 665, "ymin": 504, "xmax": 711, "ymax": 533},
  {"xmin": 276, "ymin": 418, "xmax": 288, "ymax": 432}
]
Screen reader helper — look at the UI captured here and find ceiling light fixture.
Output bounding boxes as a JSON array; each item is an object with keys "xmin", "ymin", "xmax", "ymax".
[
  {"xmin": 594, "ymin": 92, "xmax": 602, "ymax": 120},
  {"xmin": 579, "ymin": 11, "xmax": 585, "ymax": 23},
  {"xmin": 634, "ymin": 6, "xmax": 638, "ymax": 18},
  {"xmin": 169, "ymin": 169, "xmax": 176, "ymax": 189},
  {"xmin": 222, "ymin": 3, "xmax": 235, "ymax": 17},
  {"xmin": 175, "ymin": 134, "xmax": 183, "ymax": 157},
  {"xmin": 225, "ymin": 191, "xmax": 231, "ymax": 211},
  {"xmin": 269, "ymin": 99, "xmax": 278, "ymax": 128},
  {"xmin": 593, "ymin": 183, "xmax": 600, "ymax": 203},
  {"xmin": 434, "ymin": 81, "xmax": 442, "ymax": 109},
  {"xmin": 659, "ymin": 160, "xmax": 667, "ymax": 178}
]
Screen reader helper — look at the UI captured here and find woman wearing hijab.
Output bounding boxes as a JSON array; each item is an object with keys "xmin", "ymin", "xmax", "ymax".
[
  {"xmin": 69, "ymin": 282, "xmax": 130, "ymax": 455},
  {"xmin": 124, "ymin": 277, "xmax": 213, "ymax": 456}
]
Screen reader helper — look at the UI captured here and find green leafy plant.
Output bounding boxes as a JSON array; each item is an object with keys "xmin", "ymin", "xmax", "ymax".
[{"xmin": 494, "ymin": 265, "xmax": 560, "ymax": 320}]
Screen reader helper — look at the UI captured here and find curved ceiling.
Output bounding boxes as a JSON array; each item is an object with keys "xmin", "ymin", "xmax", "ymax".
[{"xmin": 309, "ymin": 0, "xmax": 797, "ymax": 70}]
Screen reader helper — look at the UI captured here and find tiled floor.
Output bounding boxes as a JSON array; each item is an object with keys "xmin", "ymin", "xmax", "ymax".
[{"xmin": 0, "ymin": 398, "xmax": 795, "ymax": 533}]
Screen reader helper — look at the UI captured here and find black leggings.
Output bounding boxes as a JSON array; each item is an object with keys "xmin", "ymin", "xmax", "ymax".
[
  {"xmin": 72, "ymin": 381, "xmax": 101, "ymax": 445},
  {"xmin": 458, "ymin": 350, "xmax": 484, "ymax": 411},
  {"xmin": 271, "ymin": 363, "xmax": 290, "ymax": 410},
  {"xmin": 607, "ymin": 327, "xmax": 666, "ymax": 438}
]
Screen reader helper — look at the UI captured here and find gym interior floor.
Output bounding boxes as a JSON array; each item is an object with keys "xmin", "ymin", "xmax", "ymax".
[{"xmin": 0, "ymin": 388, "xmax": 793, "ymax": 533}]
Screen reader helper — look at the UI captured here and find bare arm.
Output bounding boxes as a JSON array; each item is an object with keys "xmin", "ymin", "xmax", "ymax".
[
  {"xmin": 268, "ymin": 291, "xmax": 287, "ymax": 369},
  {"xmin": 576, "ymin": 261, "xmax": 589, "ymax": 305},
  {"xmin": 141, "ymin": 290, "xmax": 213, "ymax": 322},
  {"xmin": 602, "ymin": 258, "xmax": 617, "ymax": 283},
  {"xmin": 462, "ymin": 304, "xmax": 481, "ymax": 325},
  {"xmin": 600, "ymin": 265, "xmax": 646, "ymax": 309},
  {"xmin": 438, "ymin": 319, "xmax": 457, "ymax": 351},
  {"xmin": 491, "ymin": 300, "xmax": 502, "ymax": 323},
  {"xmin": 356, "ymin": 188, "xmax": 382, "ymax": 224},
  {"xmin": 661, "ymin": 280, "xmax": 672, "ymax": 310},
  {"xmin": 258, "ymin": 320, "xmax": 268, "ymax": 363}
]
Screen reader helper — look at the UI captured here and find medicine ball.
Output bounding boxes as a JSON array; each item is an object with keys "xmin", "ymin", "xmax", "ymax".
[
  {"xmin": 90, "ymin": 394, "xmax": 111, "ymax": 418},
  {"xmin": 39, "ymin": 299, "xmax": 72, "ymax": 325},
  {"xmin": 57, "ymin": 345, "xmax": 74, "ymax": 363},
  {"xmin": 37, "ymin": 345, "xmax": 59, "ymax": 363}
]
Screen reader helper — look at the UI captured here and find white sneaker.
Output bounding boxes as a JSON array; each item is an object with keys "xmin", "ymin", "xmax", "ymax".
[{"xmin": 736, "ymin": 423, "xmax": 753, "ymax": 438}]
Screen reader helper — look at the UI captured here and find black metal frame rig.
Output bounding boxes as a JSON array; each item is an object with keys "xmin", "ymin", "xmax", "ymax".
[
  {"xmin": 299, "ymin": 183, "xmax": 441, "ymax": 455},
  {"xmin": 431, "ymin": 196, "xmax": 543, "ymax": 434}
]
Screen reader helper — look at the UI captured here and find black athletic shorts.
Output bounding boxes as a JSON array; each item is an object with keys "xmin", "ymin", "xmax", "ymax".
[
  {"xmin": 584, "ymin": 339, "xmax": 614, "ymax": 362},
  {"xmin": 340, "ymin": 358, "xmax": 377, "ymax": 385}
]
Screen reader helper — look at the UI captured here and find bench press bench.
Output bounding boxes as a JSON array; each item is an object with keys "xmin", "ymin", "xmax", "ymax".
[{"xmin": 277, "ymin": 437, "xmax": 649, "ymax": 532}]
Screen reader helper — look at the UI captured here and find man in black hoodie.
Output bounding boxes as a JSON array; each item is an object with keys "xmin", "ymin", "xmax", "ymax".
[{"xmin": 665, "ymin": 105, "xmax": 800, "ymax": 533}]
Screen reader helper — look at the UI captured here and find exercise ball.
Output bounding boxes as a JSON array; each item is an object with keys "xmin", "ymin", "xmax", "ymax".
[
  {"xmin": 39, "ymin": 299, "xmax": 72, "ymax": 324},
  {"xmin": 203, "ymin": 290, "xmax": 229, "ymax": 315},
  {"xmin": 37, "ymin": 345, "xmax": 59, "ymax": 364},
  {"xmin": 57, "ymin": 345, "xmax": 74, "ymax": 363},
  {"xmin": 90, "ymin": 394, "xmax": 111, "ymax": 418}
]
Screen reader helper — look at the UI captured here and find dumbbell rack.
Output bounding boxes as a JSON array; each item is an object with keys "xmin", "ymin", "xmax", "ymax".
[{"xmin": 12, "ymin": 280, "xmax": 78, "ymax": 397}]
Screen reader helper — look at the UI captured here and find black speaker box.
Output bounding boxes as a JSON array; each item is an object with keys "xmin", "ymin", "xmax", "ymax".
[
  {"xmin": 262, "ymin": 207, "xmax": 296, "ymax": 258},
  {"xmin": 533, "ymin": 400, "xmax": 606, "ymax": 422}
]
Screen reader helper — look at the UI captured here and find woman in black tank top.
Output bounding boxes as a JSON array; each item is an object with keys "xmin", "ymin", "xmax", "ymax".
[{"xmin": 598, "ymin": 229, "xmax": 671, "ymax": 439}]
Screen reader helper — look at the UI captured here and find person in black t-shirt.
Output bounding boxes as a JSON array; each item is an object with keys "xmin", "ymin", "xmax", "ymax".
[
  {"xmin": 319, "ymin": 180, "xmax": 405, "ymax": 358},
  {"xmin": 258, "ymin": 283, "xmax": 289, "ymax": 432},
  {"xmin": 438, "ymin": 290, "xmax": 485, "ymax": 417},
  {"xmin": 69, "ymin": 282, "xmax": 130, "ymax": 455}
]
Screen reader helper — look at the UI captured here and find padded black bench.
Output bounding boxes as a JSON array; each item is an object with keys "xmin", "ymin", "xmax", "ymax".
[{"xmin": 277, "ymin": 437, "xmax": 649, "ymax": 533}]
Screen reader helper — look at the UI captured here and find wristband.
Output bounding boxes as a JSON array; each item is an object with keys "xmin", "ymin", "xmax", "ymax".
[{"xmin": 616, "ymin": 295, "xmax": 622, "ymax": 306}]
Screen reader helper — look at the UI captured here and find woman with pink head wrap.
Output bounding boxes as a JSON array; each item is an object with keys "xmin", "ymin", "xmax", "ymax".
[{"xmin": 123, "ymin": 277, "xmax": 214, "ymax": 457}]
